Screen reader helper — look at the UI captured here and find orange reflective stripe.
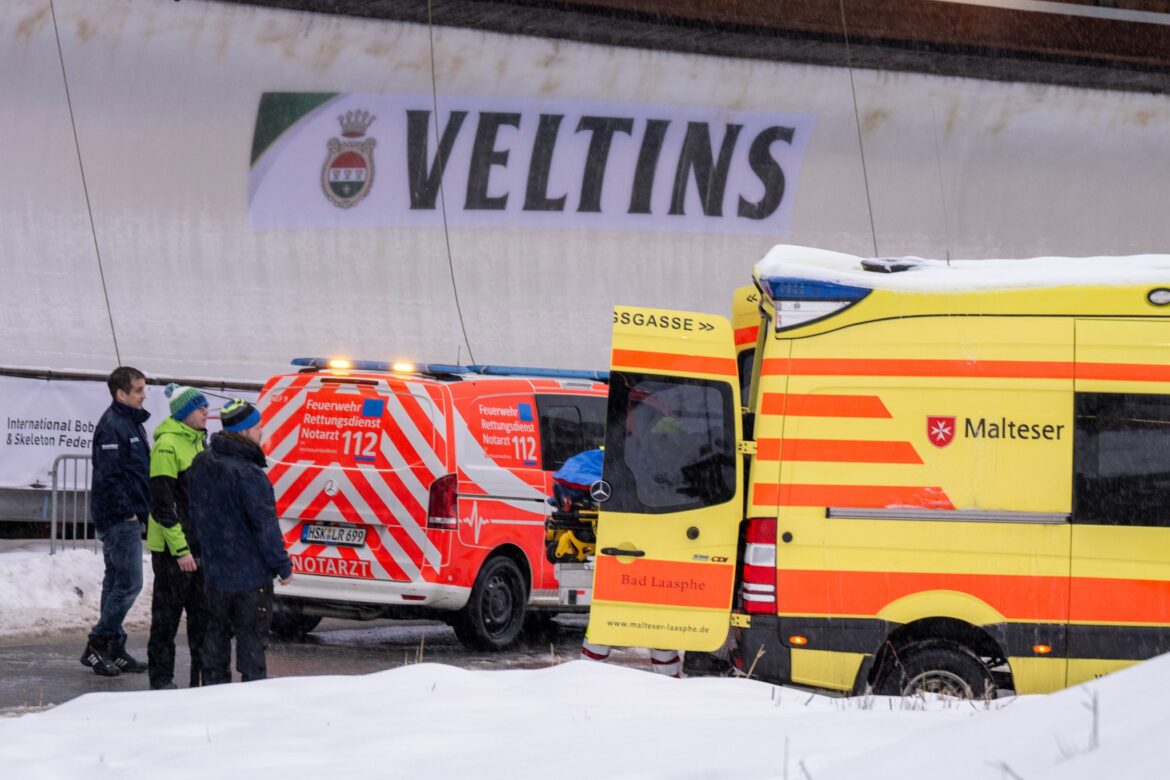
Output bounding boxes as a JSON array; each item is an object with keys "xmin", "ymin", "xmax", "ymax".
[
  {"xmin": 761, "ymin": 357, "xmax": 1074, "ymax": 379},
  {"xmin": 611, "ymin": 348, "xmax": 737, "ymax": 377},
  {"xmin": 774, "ymin": 569, "xmax": 1170, "ymax": 625},
  {"xmin": 775, "ymin": 569, "xmax": 1069, "ymax": 621},
  {"xmin": 760, "ymin": 392, "xmax": 892, "ymax": 418},
  {"xmin": 1069, "ymin": 575, "xmax": 1170, "ymax": 623},
  {"xmin": 593, "ymin": 556, "xmax": 733, "ymax": 610},
  {"xmin": 753, "ymin": 483, "xmax": 954, "ymax": 509},
  {"xmin": 734, "ymin": 326, "xmax": 758, "ymax": 346},
  {"xmin": 755, "ymin": 438, "xmax": 922, "ymax": 464},
  {"xmin": 1076, "ymin": 362, "xmax": 1170, "ymax": 383}
]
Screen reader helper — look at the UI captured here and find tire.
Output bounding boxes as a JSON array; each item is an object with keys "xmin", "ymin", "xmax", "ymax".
[
  {"xmin": 269, "ymin": 600, "xmax": 322, "ymax": 641},
  {"xmin": 452, "ymin": 556, "xmax": 528, "ymax": 651},
  {"xmin": 519, "ymin": 611, "xmax": 558, "ymax": 644},
  {"xmin": 876, "ymin": 642, "xmax": 994, "ymax": 698}
]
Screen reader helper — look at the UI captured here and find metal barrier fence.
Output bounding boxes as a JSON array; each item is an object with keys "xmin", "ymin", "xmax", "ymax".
[{"xmin": 50, "ymin": 454, "xmax": 94, "ymax": 554}]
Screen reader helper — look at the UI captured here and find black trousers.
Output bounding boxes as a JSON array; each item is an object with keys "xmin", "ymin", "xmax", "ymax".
[
  {"xmin": 202, "ymin": 582, "xmax": 273, "ymax": 684},
  {"xmin": 147, "ymin": 551, "xmax": 206, "ymax": 689}
]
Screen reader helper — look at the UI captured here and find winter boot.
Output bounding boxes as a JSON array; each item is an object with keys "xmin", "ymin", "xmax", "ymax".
[
  {"xmin": 111, "ymin": 638, "xmax": 148, "ymax": 674},
  {"xmin": 80, "ymin": 639, "xmax": 121, "ymax": 677}
]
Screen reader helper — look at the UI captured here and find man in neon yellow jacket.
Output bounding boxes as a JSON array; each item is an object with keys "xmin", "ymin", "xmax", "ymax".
[{"xmin": 145, "ymin": 384, "xmax": 209, "ymax": 690}]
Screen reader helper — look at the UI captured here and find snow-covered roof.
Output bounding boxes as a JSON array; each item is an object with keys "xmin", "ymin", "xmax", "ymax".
[{"xmin": 755, "ymin": 245, "xmax": 1170, "ymax": 293}]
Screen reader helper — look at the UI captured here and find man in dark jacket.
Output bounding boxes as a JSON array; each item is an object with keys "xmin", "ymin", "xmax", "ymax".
[
  {"xmin": 145, "ymin": 383, "xmax": 209, "ymax": 690},
  {"xmin": 81, "ymin": 366, "xmax": 151, "ymax": 677},
  {"xmin": 189, "ymin": 398, "xmax": 292, "ymax": 684}
]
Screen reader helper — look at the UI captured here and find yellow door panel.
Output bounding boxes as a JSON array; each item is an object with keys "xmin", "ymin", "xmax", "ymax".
[
  {"xmin": 589, "ymin": 306, "xmax": 743, "ymax": 651},
  {"xmin": 1008, "ymin": 657, "xmax": 1069, "ymax": 695},
  {"xmin": 1070, "ymin": 320, "xmax": 1170, "ymax": 680},
  {"xmin": 789, "ymin": 648, "xmax": 865, "ymax": 692}
]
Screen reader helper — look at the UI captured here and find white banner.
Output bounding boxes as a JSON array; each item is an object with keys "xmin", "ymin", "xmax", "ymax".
[
  {"xmin": 0, "ymin": 377, "xmax": 258, "ymax": 489},
  {"xmin": 249, "ymin": 92, "xmax": 813, "ymax": 235}
]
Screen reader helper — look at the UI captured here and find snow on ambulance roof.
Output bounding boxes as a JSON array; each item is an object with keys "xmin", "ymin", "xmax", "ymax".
[{"xmin": 755, "ymin": 244, "xmax": 1170, "ymax": 294}]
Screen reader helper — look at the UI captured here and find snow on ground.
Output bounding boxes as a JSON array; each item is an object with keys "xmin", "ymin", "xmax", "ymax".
[
  {"xmin": 2, "ymin": 544, "xmax": 1169, "ymax": 779},
  {"xmin": 0, "ymin": 542, "xmax": 152, "ymax": 640}
]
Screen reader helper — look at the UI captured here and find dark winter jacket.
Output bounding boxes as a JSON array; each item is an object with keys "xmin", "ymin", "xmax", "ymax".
[
  {"xmin": 90, "ymin": 401, "xmax": 151, "ymax": 532},
  {"xmin": 189, "ymin": 432, "xmax": 291, "ymax": 592}
]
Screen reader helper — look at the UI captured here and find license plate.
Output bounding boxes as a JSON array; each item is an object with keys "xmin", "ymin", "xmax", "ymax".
[{"xmin": 301, "ymin": 524, "xmax": 367, "ymax": 547}]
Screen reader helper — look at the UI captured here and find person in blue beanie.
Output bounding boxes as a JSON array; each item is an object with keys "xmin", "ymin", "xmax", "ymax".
[
  {"xmin": 80, "ymin": 366, "xmax": 151, "ymax": 677},
  {"xmin": 189, "ymin": 398, "xmax": 292, "ymax": 684}
]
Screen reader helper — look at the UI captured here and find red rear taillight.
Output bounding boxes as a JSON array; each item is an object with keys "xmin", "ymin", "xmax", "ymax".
[
  {"xmin": 426, "ymin": 474, "xmax": 459, "ymax": 530},
  {"xmin": 741, "ymin": 517, "xmax": 776, "ymax": 614}
]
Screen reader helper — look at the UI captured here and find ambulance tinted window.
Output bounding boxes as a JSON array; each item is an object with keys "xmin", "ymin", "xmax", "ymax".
[
  {"xmin": 1074, "ymin": 392, "xmax": 1170, "ymax": 527},
  {"xmin": 737, "ymin": 348, "xmax": 755, "ymax": 406},
  {"xmin": 603, "ymin": 372, "xmax": 736, "ymax": 513},
  {"xmin": 536, "ymin": 396, "xmax": 607, "ymax": 471}
]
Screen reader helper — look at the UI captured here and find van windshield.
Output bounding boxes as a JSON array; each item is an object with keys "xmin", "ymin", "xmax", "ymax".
[{"xmin": 603, "ymin": 372, "xmax": 735, "ymax": 513}]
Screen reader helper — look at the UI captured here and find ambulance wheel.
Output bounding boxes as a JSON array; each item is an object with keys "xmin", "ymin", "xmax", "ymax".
[
  {"xmin": 270, "ymin": 612, "xmax": 321, "ymax": 640},
  {"xmin": 877, "ymin": 642, "xmax": 994, "ymax": 699},
  {"xmin": 520, "ymin": 611, "xmax": 558, "ymax": 644},
  {"xmin": 269, "ymin": 601, "xmax": 321, "ymax": 641},
  {"xmin": 453, "ymin": 556, "xmax": 527, "ymax": 651}
]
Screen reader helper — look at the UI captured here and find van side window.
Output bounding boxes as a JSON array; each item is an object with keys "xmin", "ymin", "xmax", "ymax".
[
  {"xmin": 536, "ymin": 395, "xmax": 607, "ymax": 471},
  {"xmin": 1074, "ymin": 392, "xmax": 1170, "ymax": 527},
  {"xmin": 737, "ymin": 348, "xmax": 755, "ymax": 407},
  {"xmin": 603, "ymin": 372, "xmax": 736, "ymax": 514}
]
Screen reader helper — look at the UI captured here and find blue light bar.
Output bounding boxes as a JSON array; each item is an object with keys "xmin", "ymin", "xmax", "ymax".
[
  {"xmin": 467, "ymin": 365, "xmax": 609, "ymax": 382},
  {"xmin": 760, "ymin": 276, "xmax": 871, "ymax": 302},
  {"xmin": 290, "ymin": 358, "xmax": 607, "ymax": 382},
  {"xmin": 290, "ymin": 358, "xmax": 469, "ymax": 374}
]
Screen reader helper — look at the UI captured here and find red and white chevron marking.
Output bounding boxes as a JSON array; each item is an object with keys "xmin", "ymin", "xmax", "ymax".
[{"xmin": 261, "ymin": 375, "xmax": 448, "ymax": 583}]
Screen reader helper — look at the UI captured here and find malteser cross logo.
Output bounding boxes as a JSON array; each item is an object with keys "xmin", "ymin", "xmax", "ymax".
[
  {"xmin": 927, "ymin": 415, "xmax": 956, "ymax": 448},
  {"xmin": 321, "ymin": 110, "xmax": 376, "ymax": 209}
]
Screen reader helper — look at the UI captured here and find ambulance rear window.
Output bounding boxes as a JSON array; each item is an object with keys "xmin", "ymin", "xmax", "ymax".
[
  {"xmin": 603, "ymin": 372, "xmax": 736, "ymax": 514},
  {"xmin": 536, "ymin": 395, "xmax": 606, "ymax": 471}
]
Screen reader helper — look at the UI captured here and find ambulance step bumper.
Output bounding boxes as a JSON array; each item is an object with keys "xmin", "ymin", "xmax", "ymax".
[{"xmin": 277, "ymin": 574, "xmax": 472, "ymax": 612}]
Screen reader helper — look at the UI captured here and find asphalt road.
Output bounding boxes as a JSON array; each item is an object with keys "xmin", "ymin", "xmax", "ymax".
[{"xmin": 0, "ymin": 615, "xmax": 659, "ymax": 714}]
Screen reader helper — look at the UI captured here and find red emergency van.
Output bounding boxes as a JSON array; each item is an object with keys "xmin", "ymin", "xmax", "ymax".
[{"xmin": 258, "ymin": 358, "xmax": 607, "ymax": 650}]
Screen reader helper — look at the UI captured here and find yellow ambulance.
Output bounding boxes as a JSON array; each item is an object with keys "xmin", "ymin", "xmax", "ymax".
[{"xmin": 588, "ymin": 245, "xmax": 1170, "ymax": 696}]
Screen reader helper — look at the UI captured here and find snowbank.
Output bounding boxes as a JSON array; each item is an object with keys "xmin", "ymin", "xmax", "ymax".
[
  {"xmin": 0, "ymin": 543, "xmax": 152, "ymax": 640},
  {"xmin": 2, "ymin": 541, "xmax": 1168, "ymax": 778}
]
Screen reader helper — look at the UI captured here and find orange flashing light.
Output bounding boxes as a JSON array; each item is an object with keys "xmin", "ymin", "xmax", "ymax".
[
  {"xmin": 327, "ymin": 358, "xmax": 353, "ymax": 370},
  {"xmin": 1032, "ymin": 644, "xmax": 1053, "ymax": 655},
  {"xmin": 787, "ymin": 635, "xmax": 809, "ymax": 647},
  {"xmin": 391, "ymin": 361, "xmax": 416, "ymax": 373}
]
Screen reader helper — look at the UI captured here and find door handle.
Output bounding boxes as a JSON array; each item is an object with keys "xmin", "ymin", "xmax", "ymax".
[{"xmin": 600, "ymin": 547, "xmax": 646, "ymax": 557}]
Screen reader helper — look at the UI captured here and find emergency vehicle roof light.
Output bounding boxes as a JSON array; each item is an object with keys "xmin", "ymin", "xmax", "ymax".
[
  {"xmin": 759, "ymin": 277, "xmax": 871, "ymax": 302},
  {"xmin": 291, "ymin": 358, "xmax": 471, "ymax": 375},
  {"xmin": 759, "ymin": 276, "xmax": 872, "ymax": 333},
  {"xmin": 291, "ymin": 358, "xmax": 607, "ymax": 382},
  {"xmin": 467, "ymin": 365, "xmax": 610, "ymax": 382}
]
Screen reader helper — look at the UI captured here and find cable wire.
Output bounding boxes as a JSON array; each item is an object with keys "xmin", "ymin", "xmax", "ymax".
[
  {"xmin": 49, "ymin": 0, "xmax": 122, "ymax": 364},
  {"xmin": 838, "ymin": 0, "xmax": 880, "ymax": 258},
  {"xmin": 427, "ymin": 0, "xmax": 476, "ymax": 365}
]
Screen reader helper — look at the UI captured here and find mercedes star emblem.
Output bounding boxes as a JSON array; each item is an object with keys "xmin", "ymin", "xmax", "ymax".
[{"xmin": 590, "ymin": 480, "xmax": 612, "ymax": 504}]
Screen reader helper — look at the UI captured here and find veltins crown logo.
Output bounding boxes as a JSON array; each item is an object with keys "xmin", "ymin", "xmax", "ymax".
[
  {"xmin": 927, "ymin": 415, "xmax": 956, "ymax": 448},
  {"xmin": 321, "ymin": 110, "xmax": 376, "ymax": 209}
]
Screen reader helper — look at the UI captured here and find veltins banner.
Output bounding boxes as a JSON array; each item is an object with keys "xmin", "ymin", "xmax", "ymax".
[
  {"xmin": 0, "ymin": 377, "xmax": 258, "ymax": 489},
  {"xmin": 249, "ymin": 92, "xmax": 813, "ymax": 235}
]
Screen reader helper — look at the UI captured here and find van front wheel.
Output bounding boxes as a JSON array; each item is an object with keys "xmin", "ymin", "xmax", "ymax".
[{"xmin": 453, "ymin": 556, "xmax": 527, "ymax": 651}]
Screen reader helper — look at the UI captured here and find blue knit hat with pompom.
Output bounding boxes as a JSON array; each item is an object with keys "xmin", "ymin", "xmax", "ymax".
[{"xmin": 165, "ymin": 383, "xmax": 209, "ymax": 422}]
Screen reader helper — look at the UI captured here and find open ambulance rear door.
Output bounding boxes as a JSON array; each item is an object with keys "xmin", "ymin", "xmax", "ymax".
[
  {"xmin": 732, "ymin": 284, "xmax": 762, "ymax": 405},
  {"xmin": 588, "ymin": 306, "xmax": 743, "ymax": 651}
]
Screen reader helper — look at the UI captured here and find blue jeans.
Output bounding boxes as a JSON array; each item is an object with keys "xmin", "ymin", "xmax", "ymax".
[{"xmin": 89, "ymin": 519, "xmax": 144, "ymax": 643}]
